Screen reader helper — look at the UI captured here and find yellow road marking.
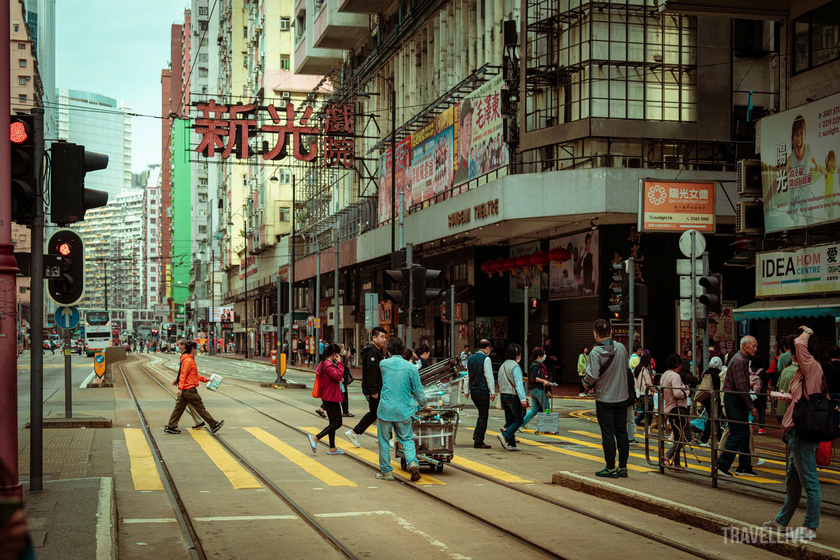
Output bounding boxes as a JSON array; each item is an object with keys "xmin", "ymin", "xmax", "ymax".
[
  {"xmin": 300, "ymin": 427, "xmax": 445, "ymax": 485},
  {"xmin": 123, "ymin": 429, "xmax": 164, "ymax": 491},
  {"xmin": 186, "ymin": 430, "xmax": 262, "ymax": 489},
  {"xmin": 244, "ymin": 428, "xmax": 357, "ymax": 487}
]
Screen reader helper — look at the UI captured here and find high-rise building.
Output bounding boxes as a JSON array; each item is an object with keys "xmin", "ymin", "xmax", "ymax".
[
  {"xmin": 143, "ymin": 166, "xmax": 164, "ymax": 311},
  {"xmin": 21, "ymin": 0, "xmax": 55, "ymax": 142}
]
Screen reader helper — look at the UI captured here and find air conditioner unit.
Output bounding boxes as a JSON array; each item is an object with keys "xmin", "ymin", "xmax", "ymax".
[
  {"xmin": 737, "ymin": 159, "xmax": 762, "ymax": 197},
  {"xmin": 281, "ymin": 91, "xmax": 291, "ymax": 99},
  {"xmin": 736, "ymin": 201, "xmax": 764, "ymax": 234}
]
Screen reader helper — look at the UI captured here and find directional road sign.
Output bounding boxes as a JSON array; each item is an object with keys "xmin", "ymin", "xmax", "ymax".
[
  {"xmin": 94, "ymin": 352, "xmax": 106, "ymax": 378},
  {"xmin": 54, "ymin": 306, "xmax": 80, "ymax": 330}
]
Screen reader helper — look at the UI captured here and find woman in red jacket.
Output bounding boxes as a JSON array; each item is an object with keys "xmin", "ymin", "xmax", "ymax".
[{"xmin": 307, "ymin": 344, "xmax": 345, "ymax": 454}]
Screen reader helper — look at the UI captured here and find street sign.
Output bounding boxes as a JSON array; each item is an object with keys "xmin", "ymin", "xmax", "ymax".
[
  {"xmin": 678, "ymin": 230, "xmax": 706, "ymax": 258},
  {"xmin": 676, "ymin": 259, "xmax": 703, "ymax": 276},
  {"xmin": 94, "ymin": 352, "xmax": 106, "ymax": 378},
  {"xmin": 54, "ymin": 306, "xmax": 80, "ymax": 330},
  {"xmin": 679, "ymin": 276, "xmax": 703, "ymax": 298},
  {"xmin": 364, "ymin": 293, "xmax": 378, "ymax": 330}
]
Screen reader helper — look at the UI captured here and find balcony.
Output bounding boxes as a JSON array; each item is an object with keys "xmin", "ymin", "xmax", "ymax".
[
  {"xmin": 294, "ymin": 34, "xmax": 343, "ymax": 75},
  {"xmin": 338, "ymin": 0, "xmax": 392, "ymax": 14},
  {"xmin": 312, "ymin": 1, "xmax": 368, "ymax": 49}
]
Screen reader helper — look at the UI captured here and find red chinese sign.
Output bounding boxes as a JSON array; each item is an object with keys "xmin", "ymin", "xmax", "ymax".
[{"xmin": 194, "ymin": 100, "xmax": 355, "ymax": 168}]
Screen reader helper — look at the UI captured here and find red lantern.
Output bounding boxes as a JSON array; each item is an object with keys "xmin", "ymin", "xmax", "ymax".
[
  {"xmin": 480, "ymin": 261, "xmax": 494, "ymax": 277},
  {"xmin": 530, "ymin": 250, "xmax": 550, "ymax": 270},
  {"xmin": 490, "ymin": 258, "xmax": 506, "ymax": 275},
  {"xmin": 504, "ymin": 257, "xmax": 519, "ymax": 272},
  {"xmin": 516, "ymin": 255, "xmax": 532, "ymax": 268},
  {"xmin": 549, "ymin": 247, "xmax": 571, "ymax": 263}
]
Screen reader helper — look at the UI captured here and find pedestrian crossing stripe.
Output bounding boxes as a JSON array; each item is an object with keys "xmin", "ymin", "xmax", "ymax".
[
  {"xmin": 299, "ymin": 427, "xmax": 445, "ymax": 485},
  {"xmin": 123, "ymin": 429, "xmax": 164, "ymax": 491},
  {"xmin": 244, "ymin": 428, "xmax": 357, "ymax": 487},
  {"xmin": 187, "ymin": 430, "xmax": 263, "ymax": 489},
  {"xmin": 365, "ymin": 425, "xmax": 534, "ymax": 484}
]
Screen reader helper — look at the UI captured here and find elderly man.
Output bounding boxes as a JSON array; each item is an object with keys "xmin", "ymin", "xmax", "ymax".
[
  {"xmin": 375, "ymin": 337, "xmax": 430, "ymax": 482},
  {"xmin": 717, "ymin": 335, "xmax": 760, "ymax": 477}
]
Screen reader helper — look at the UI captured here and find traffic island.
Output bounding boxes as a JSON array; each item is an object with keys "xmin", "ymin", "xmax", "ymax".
[
  {"xmin": 259, "ymin": 381, "xmax": 307, "ymax": 389},
  {"xmin": 552, "ymin": 471, "xmax": 840, "ymax": 560}
]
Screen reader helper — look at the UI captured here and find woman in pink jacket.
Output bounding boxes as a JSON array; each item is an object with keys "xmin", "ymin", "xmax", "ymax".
[
  {"xmin": 763, "ymin": 327, "xmax": 827, "ymax": 540},
  {"xmin": 307, "ymin": 344, "xmax": 345, "ymax": 455},
  {"xmin": 660, "ymin": 353, "xmax": 689, "ymax": 470}
]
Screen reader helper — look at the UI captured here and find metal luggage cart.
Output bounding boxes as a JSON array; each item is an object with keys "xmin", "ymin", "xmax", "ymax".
[{"xmin": 395, "ymin": 408, "xmax": 459, "ymax": 473}]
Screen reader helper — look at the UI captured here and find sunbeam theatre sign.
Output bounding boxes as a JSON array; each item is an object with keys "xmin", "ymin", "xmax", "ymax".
[{"xmin": 194, "ymin": 100, "xmax": 356, "ymax": 168}]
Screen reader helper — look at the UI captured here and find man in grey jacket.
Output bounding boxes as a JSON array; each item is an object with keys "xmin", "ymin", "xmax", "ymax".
[{"xmin": 583, "ymin": 319, "xmax": 630, "ymax": 478}]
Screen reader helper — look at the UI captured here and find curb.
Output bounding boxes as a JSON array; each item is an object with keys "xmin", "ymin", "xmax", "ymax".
[
  {"xmin": 96, "ymin": 477, "xmax": 116, "ymax": 560},
  {"xmin": 552, "ymin": 471, "xmax": 840, "ymax": 560}
]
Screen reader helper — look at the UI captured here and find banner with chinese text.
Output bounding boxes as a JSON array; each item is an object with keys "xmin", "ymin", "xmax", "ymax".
[
  {"xmin": 377, "ymin": 137, "xmax": 413, "ymax": 225},
  {"xmin": 641, "ymin": 180, "xmax": 715, "ymax": 232},
  {"xmin": 454, "ymin": 75, "xmax": 508, "ymax": 186}
]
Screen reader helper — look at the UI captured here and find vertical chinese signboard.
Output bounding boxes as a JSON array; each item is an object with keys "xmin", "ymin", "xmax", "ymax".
[
  {"xmin": 641, "ymin": 180, "xmax": 716, "ymax": 232},
  {"xmin": 454, "ymin": 74, "xmax": 508, "ymax": 187}
]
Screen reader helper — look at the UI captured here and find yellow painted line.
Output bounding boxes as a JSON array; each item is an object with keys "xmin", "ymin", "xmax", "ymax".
[
  {"xmin": 300, "ymin": 427, "xmax": 445, "ymax": 485},
  {"xmin": 244, "ymin": 428, "xmax": 356, "ymax": 487},
  {"xmin": 123, "ymin": 429, "xmax": 164, "ymax": 491},
  {"xmin": 186, "ymin": 430, "xmax": 262, "ymax": 489},
  {"xmin": 367, "ymin": 425, "xmax": 533, "ymax": 484}
]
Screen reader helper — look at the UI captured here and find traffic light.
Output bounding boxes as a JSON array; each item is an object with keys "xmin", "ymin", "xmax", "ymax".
[
  {"xmin": 50, "ymin": 141, "xmax": 109, "ymax": 225},
  {"xmin": 529, "ymin": 297, "xmax": 540, "ymax": 318},
  {"xmin": 46, "ymin": 230, "xmax": 85, "ymax": 305},
  {"xmin": 608, "ymin": 261, "xmax": 629, "ymax": 321},
  {"xmin": 384, "ymin": 268, "xmax": 410, "ymax": 309},
  {"xmin": 10, "ymin": 114, "xmax": 37, "ymax": 224},
  {"xmin": 412, "ymin": 266, "xmax": 442, "ymax": 308},
  {"xmin": 699, "ymin": 273, "xmax": 723, "ymax": 314}
]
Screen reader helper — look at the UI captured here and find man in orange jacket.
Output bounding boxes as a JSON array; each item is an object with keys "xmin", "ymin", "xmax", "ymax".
[{"xmin": 165, "ymin": 341, "xmax": 224, "ymax": 434}]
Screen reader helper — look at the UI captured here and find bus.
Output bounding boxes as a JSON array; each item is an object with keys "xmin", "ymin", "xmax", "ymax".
[{"xmin": 84, "ymin": 310, "xmax": 112, "ymax": 356}]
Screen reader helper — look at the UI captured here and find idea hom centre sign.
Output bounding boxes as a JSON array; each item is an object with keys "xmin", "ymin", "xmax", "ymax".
[{"xmin": 756, "ymin": 243, "xmax": 840, "ymax": 297}]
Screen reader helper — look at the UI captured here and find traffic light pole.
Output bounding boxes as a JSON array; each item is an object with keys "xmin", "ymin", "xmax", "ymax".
[
  {"xmin": 690, "ymin": 231, "xmax": 697, "ymax": 375},
  {"xmin": 64, "ymin": 329, "xmax": 72, "ymax": 418},
  {"xmin": 702, "ymin": 252, "xmax": 710, "ymax": 372},
  {"xmin": 406, "ymin": 243, "xmax": 413, "ymax": 347},
  {"xmin": 523, "ymin": 283, "xmax": 529, "ymax": 368},
  {"xmin": 628, "ymin": 257, "xmax": 635, "ymax": 358},
  {"xmin": 29, "ymin": 108, "xmax": 45, "ymax": 492}
]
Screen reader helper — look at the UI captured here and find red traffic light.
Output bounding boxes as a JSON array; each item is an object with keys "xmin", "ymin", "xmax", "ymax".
[
  {"xmin": 10, "ymin": 121, "xmax": 28, "ymax": 143},
  {"xmin": 57, "ymin": 242, "xmax": 72, "ymax": 256},
  {"xmin": 529, "ymin": 297, "xmax": 539, "ymax": 309}
]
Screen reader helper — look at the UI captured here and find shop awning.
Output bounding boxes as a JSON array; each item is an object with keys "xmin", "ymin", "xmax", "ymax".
[{"xmin": 733, "ymin": 297, "xmax": 840, "ymax": 321}]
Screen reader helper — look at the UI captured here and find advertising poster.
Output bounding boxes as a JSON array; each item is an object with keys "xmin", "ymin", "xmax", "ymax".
[
  {"xmin": 209, "ymin": 306, "xmax": 234, "ymax": 323},
  {"xmin": 759, "ymin": 92, "xmax": 840, "ymax": 232},
  {"xmin": 708, "ymin": 302, "xmax": 736, "ymax": 356},
  {"xmin": 454, "ymin": 74, "xmax": 508, "ymax": 187},
  {"xmin": 378, "ymin": 137, "xmax": 413, "ymax": 225},
  {"xmin": 377, "ymin": 147, "xmax": 393, "ymax": 224},
  {"xmin": 755, "ymin": 243, "xmax": 840, "ymax": 297},
  {"xmin": 411, "ymin": 106, "xmax": 456, "ymax": 205},
  {"xmin": 549, "ymin": 230, "xmax": 600, "ymax": 300},
  {"xmin": 641, "ymin": 181, "xmax": 715, "ymax": 232},
  {"xmin": 475, "ymin": 316, "xmax": 492, "ymax": 339},
  {"xmin": 509, "ymin": 241, "xmax": 542, "ymax": 304},
  {"xmin": 491, "ymin": 317, "xmax": 508, "ymax": 340}
]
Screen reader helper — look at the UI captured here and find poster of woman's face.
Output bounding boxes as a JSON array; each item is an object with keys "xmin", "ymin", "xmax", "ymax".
[{"xmin": 549, "ymin": 230, "xmax": 600, "ymax": 300}]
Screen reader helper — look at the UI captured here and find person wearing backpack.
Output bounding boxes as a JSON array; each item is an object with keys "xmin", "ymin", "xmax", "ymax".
[{"xmin": 763, "ymin": 327, "xmax": 827, "ymax": 540}]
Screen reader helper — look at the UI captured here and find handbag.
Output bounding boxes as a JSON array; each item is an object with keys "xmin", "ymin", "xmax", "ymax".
[
  {"xmin": 792, "ymin": 371, "xmax": 840, "ymax": 442},
  {"xmin": 694, "ymin": 373, "xmax": 713, "ymax": 404},
  {"xmin": 311, "ymin": 362, "xmax": 322, "ymax": 399},
  {"xmin": 816, "ymin": 441, "xmax": 832, "ymax": 467}
]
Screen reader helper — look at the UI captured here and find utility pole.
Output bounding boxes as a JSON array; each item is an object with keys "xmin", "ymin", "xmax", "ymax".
[
  {"xmin": 333, "ymin": 227, "xmax": 339, "ymax": 346},
  {"xmin": 243, "ymin": 201, "xmax": 250, "ymax": 359},
  {"xmin": 315, "ymin": 239, "xmax": 321, "ymax": 350},
  {"xmin": 406, "ymin": 243, "xmax": 413, "ymax": 347},
  {"xmin": 287, "ymin": 176, "xmax": 295, "ymax": 370},
  {"xmin": 29, "ymin": 108, "xmax": 45, "ymax": 493},
  {"xmin": 628, "ymin": 257, "xmax": 635, "ymax": 361}
]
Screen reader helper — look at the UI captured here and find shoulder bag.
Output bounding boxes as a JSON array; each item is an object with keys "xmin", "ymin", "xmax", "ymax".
[
  {"xmin": 694, "ymin": 373, "xmax": 713, "ymax": 404},
  {"xmin": 792, "ymin": 370, "xmax": 840, "ymax": 442}
]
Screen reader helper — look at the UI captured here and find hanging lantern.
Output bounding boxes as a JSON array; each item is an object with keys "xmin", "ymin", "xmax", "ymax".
[
  {"xmin": 490, "ymin": 258, "xmax": 506, "ymax": 276},
  {"xmin": 480, "ymin": 261, "xmax": 494, "ymax": 277},
  {"xmin": 530, "ymin": 250, "xmax": 550, "ymax": 271},
  {"xmin": 549, "ymin": 247, "xmax": 571, "ymax": 263},
  {"xmin": 504, "ymin": 257, "xmax": 519, "ymax": 273},
  {"xmin": 516, "ymin": 255, "xmax": 532, "ymax": 269}
]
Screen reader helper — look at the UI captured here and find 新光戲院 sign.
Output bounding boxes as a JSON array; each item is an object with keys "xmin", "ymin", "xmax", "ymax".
[
  {"xmin": 759, "ymin": 92, "xmax": 840, "ymax": 233},
  {"xmin": 755, "ymin": 243, "xmax": 840, "ymax": 297}
]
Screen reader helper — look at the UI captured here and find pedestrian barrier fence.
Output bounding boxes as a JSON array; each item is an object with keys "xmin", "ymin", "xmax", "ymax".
[{"xmin": 639, "ymin": 383, "xmax": 840, "ymax": 504}]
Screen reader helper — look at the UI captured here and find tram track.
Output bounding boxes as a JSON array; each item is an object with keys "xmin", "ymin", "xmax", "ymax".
[{"xmin": 138, "ymin": 354, "xmax": 748, "ymax": 560}]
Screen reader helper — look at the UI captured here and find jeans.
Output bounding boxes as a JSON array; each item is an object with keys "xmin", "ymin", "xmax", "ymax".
[
  {"xmin": 471, "ymin": 392, "xmax": 491, "ymax": 445},
  {"xmin": 717, "ymin": 394, "xmax": 751, "ymax": 472},
  {"xmin": 316, "ymin": 401, "xmax": 342, "ymax": 448},
  {"xmin": 378, "ymin": 418, "xmax": 416, "ymax": 474},
  {"xmin": 595, "ymin": 401, "xmax": 629, "ymax": 469},
  {"xmin": 522, "ymin": 389, "xmax": 547, "ymax": 428},
  {"xmin": 635, "ymin": 395, "xmax": 654, "ymax": 426},
  {"xmin": 500, "ymin": 394, "xmax": 525, "ymax": 445},
  {"xmin": 665, "ymin": 407, "xmax": 690, "ymax": 467},
  {"xmin": 776, "ymin": 432, "xmax": 821, "ymax": 529},
  {"xmin": 352, "ymin": 395, "xmax": 380, "ymax": 435}
]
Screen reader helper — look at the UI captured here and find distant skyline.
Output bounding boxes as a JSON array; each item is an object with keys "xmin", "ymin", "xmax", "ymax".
[{"xmin": 55, "ymin": 1, "xmax": 188, "ymax": 172}]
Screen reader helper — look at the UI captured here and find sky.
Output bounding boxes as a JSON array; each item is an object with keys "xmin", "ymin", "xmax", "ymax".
[{"xmin": 55, "ymin": 1, "xmax": 189, "ymax": 173}]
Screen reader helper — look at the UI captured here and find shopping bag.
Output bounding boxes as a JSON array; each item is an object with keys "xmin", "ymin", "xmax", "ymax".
[
  {"xmin": 534, "ymin": 391, "xmax": 559, "ymax": 434},
  {"xmin": 816, "ymin": 441, "xmax": 833, "ymax": 467}
]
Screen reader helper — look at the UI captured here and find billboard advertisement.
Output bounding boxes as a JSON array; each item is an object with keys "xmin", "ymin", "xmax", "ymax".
[
  {"xmin": 759, "ymin": 92, "xmax": 840, "ymax": 233},
  {"xmin": 412, "ymin": 105, "xmax": 456, "ymax": 205},
  {"xmin": 548, "ymin": 230, "xmax": 600, "ymax": 300},
  {"xmin": 208, "ymin": 306, "xmax": 234, "ymax": 323},
  {"xmin": 377, "ymin": 137, "xmax": 412, "ymax": 225},
  {"xmin": 454, "ymin": 74, "xmax": 509, "ymax": 186},
  {"xmin": 641, "ymin": 180, "xmax": 715, "ymax": 232},
  {"xmin": 509, "ymin": 241, "xmax": 542, "ymax": 304},
  {"xmin": 755, "ymin": 243, "xmax": 840, "ymax": 298}
]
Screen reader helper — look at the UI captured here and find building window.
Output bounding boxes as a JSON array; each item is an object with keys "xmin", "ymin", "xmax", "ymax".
[
  {"xmin": 199, "ymin": 6, "xmax": 208, "ymax": 15},
  {"xmin": 244, "ymin": 26, "xmax": 248, "ymax": 38},
  {"xmin": 198, "ymin": 225, "xmax": 208, "ymax": 234},
  {"xmin": 198, "ymin": 193, "xmax": 208, "ymax": 203},
  {"xmin": 19, "ymin": 77, "xmax": 27, "ymax": 85},
  {"xmin": 793, "ymin": 1, "xmax": 840, "ymax": 74},
  {"xmin": 198, "ymin": 67, "xmax": 208, "ymax": 78},
  {"xmin": 199, "ymin": 53, "xmax": 208, "ymax": 62},
  {"xmin": 279, "ymin": 207, "xmax": 290, "ymax": 221},
  {"xmin": 18, "ymin": 95, "xmax": 26, "ymax": 103},
  {"xmin": 18, "ymin": 43, "xmax": 25, "ymax": 50},
  {"xmin": 277, "ymin": 169, "xmax": 291, "ymax": 183},
  {"xmin": 280, "ymin": 17, "xmax": 291, "ymax": 31},
  {"xmin": 13, "ymin": 23, "xmax": 19, "ymax": 32},
  {"xmin": 199, "ymin": 20, "xmax": 208, "ymax": 31},
  {"xmin": 150, "ymin": 218, "xmax": 156, "ymax": 224},
  {"xmin": 19, "ymin": 59, "xmax": 26, "ymax": 68},
  {"xmin": 19, "ymin": 287, "xmax": 26, "ymax": 294},
  {"xmin": 280, "ymin": 55, "xmax": 290, "ymax": 70}
]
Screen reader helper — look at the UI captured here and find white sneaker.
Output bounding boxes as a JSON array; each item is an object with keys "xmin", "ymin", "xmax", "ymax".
[
  {"xmin": 787, "ymin": 526, "xmax": 817, "ymax": 540},
  {"xmin": 762, "ymin": 519, "xmax": 788, "ymax": 532},
  {"xmin": 497, "ymin": 432, "xmax": 510, "ymax": 450},
  {"xmin": 344, "ymin": 429, "xmax": 360, "ymax": 448},
  {"xmin": 755, "ymin": 459, "xmax": 765, "ymax": 466},
  {"xmin": 579, "ymin": 393, "xmax": 586, "ymax": 397}
]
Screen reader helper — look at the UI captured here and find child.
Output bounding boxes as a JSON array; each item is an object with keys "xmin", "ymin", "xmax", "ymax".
[
  {"xmin": 812, "ymin": 150, "xmax": 837, "ymax": 221},
  {"xmin": 784, "ymin": 116, "xmax": 813, "ymax": 219}
]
